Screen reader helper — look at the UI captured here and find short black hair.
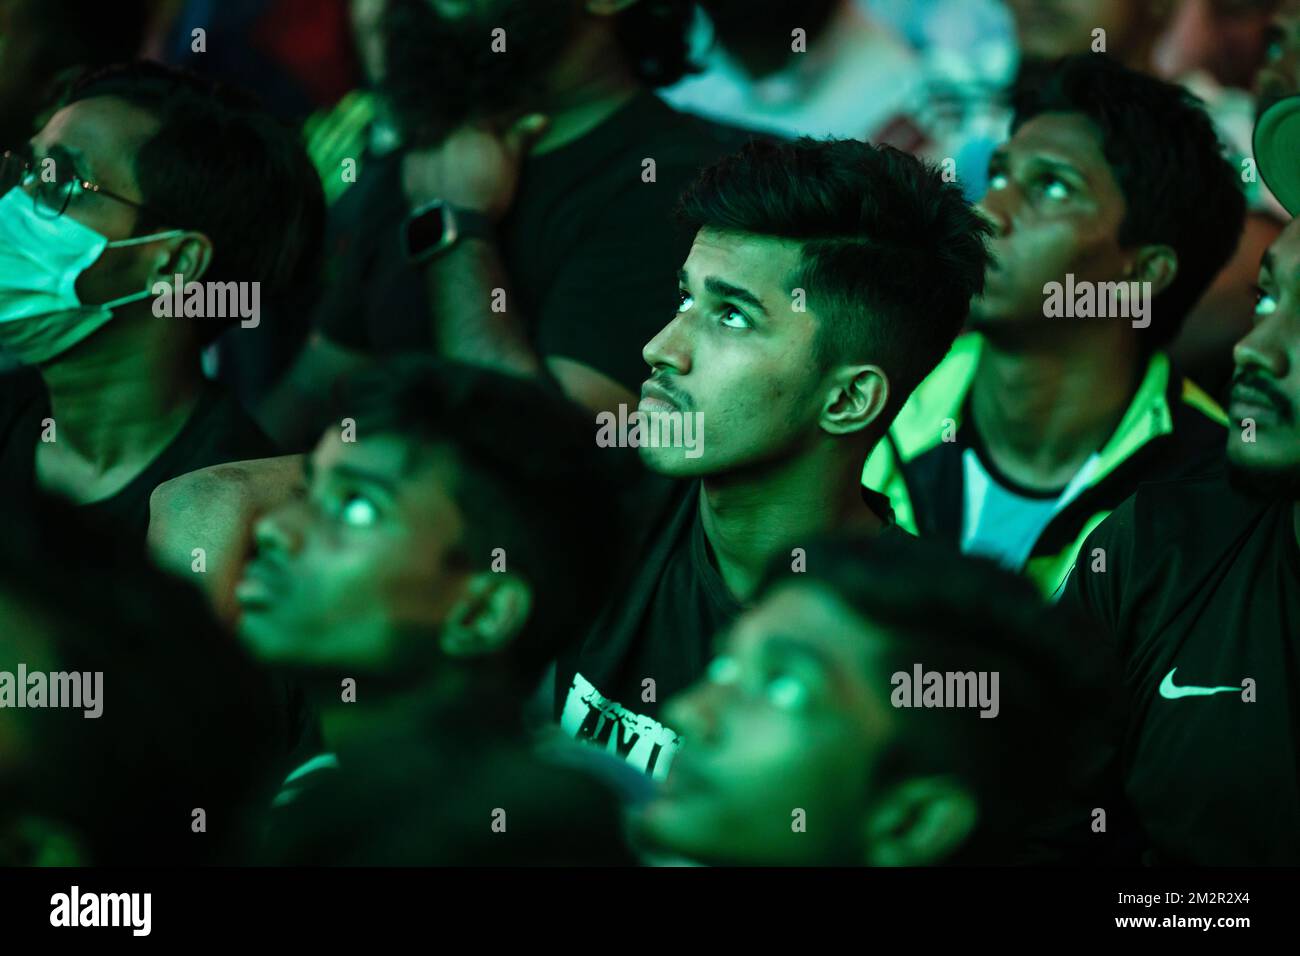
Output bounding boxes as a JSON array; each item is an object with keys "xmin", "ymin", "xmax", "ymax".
[
  {"xmin": 0, "ymin": 497, "xmax": 291, "ymax": 864},
  {"xmin": 340, "ymin": 359, "xmax": 623, "ymax": 686},
  {"xmin": 677, "ymin": 138, "xmax": 993, "ymax": 432},
  {"xmin": 62, "ymin": 61, "xmax": 325, "ymax": 340},
  {"xmin": 760, "ymin": 531, "xmax": 1125, "ymax": 864},
  {"xmin": 1012, "ymin": 53, "xmax": 1246, "ymax": 351}
]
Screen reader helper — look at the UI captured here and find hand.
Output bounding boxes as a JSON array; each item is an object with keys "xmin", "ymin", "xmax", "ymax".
[{"xmin": 402, "ymin": 113, "xmax": 550, "ymax": 223}]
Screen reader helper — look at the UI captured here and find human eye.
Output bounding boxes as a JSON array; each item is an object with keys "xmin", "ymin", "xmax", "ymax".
[
  {"xmin": 676, "ymin": 288, "xmax": 695, "ymax": 314},
  {"xmin": 707, "ymin": 655, "xmax": 741, "ymax": 686},
  {"xmin": 764, "ymin": 672, "xmax": 810, "ymax": 711},
  {"xmin": 987, "ymin": 170, "xmax": 1009, "ymax": 191},
  {"xmin": 1253, "ymin": 285, "xmax": 1278, "ymax": 317},
  {"xmin": 337, "ymin": 491, "xmax": 380, "ymax": 528},
  {"xmin": 718, "ymin": 304, "xmax": 752, "ymax": 330},
  {"xmin": 1040, "ymin": 175, "xmax": 1071, "ymax": 202}
]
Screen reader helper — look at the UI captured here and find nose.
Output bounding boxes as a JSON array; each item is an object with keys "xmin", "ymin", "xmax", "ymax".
[
  {"xmin": 1233, "ymin": 310, "xmax": 1291, "ymax": 381},
  {"xmin": 642, "ymin": 311, "xmax": 693, "ymax": 377},
  {"xmin": 663, "ymin": 680, "xmax": 724, "ymax": 747},
  {"xmin": 976, "ymin": 189, "xmax": 1012, "ymax": 240},
  {"xmin": 252, "ymin": 498, "xmax": 309, "ymax": 559}
]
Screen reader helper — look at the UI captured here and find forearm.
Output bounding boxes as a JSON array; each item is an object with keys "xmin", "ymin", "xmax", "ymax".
[{"xmin": 422, "ymin": 237, "xmax": 542, "ymax": 377}]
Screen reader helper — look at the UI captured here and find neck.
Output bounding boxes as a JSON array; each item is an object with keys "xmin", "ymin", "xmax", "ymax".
[
  {"xmin": 699, "ymin": 439, "xmax": 882, "ymax": 603},
  {"xmin": 531, "ymin": 30, "xmax": 641, "ymax": 155},
  {"xmin": 39, "ymin": 313, "xmax": 202, "ymax": 468},
  {"xmin": 320, "ymin": 664, "xmax": 511, "ymax": 753},
  {"xmin": 970, "ymin": 328, "xmax": 1142, "ymax": 491}
]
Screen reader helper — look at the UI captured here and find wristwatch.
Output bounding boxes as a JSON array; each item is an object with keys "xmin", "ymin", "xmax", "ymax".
[{"xmin": 402, "ymin": 200, "xmax": 495, "ymax": 264}]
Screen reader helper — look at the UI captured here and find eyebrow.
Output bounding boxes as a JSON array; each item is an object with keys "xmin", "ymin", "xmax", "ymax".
[
  {"xmin": 759, "ymin": 636, "xmax": 835, "ymax": 675},
  {"xmin": 327, "ymin": 463, "xmax": 401, "ymax": 495},
  {"xmin": 41, "ymin": 142, "xmax": 92, "ymax": 181},
  {"xmin": 992, "ymin": 147, "xmax": 1089, "ymax": 187},
  {"xmin": 679, "ymin": 268, "xmax": 770, "ymax": 317}
]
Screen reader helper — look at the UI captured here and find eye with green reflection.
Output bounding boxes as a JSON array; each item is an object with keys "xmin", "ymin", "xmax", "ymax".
[
  {"xmin": 707, "ymin": 655, "xmax": 740, "ymax": 686},
  {"xmin": 339, "ymin": 493, "xmax": 379, "ymax": 528},
  {"xmin": 1254, "ymin": 289, "xmax": 1278, "ymax": 317},
  {"xmin": 766, "ymin": 674, "xmax": 810, "ymax": 710}
]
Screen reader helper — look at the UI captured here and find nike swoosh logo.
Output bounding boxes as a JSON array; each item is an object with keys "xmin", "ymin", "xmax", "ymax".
[{"xmin": 1159, "ymin": 667, "xmax": 1240, "ymax": 700}]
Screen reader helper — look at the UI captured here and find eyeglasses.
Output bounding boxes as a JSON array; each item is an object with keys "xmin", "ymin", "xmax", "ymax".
[{"xmin": 0, "ymin": 147, "xmax": 155, "ymax": 220}]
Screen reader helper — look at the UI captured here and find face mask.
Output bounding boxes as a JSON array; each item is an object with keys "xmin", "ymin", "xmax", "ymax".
[{"xmin": 0, "ymin": 186, "xmax": 185, "ymax": 365}]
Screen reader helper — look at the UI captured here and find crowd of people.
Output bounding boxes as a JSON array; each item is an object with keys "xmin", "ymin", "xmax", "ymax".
[{"xmin": 0, "ymin": 0, "xmax": 1296, "ymax": 867}]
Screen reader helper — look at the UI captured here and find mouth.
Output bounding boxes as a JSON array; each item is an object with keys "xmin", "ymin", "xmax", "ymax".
[
  {"xmin": 234, "ymin": 558, "xmax": 289, "ymax": 611},
  {"xmin": 1229, "ymin": 383, "xmax": 1292, "ymax": 424},
  {"xmin": 639, "ymin": 380, "xmax": 684, "ymax": 414}
]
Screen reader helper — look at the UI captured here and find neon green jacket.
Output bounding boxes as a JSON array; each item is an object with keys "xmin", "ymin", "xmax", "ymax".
[{"xmin": 863, "ymin": 334, "xmax": 1227, "ymax": 597}]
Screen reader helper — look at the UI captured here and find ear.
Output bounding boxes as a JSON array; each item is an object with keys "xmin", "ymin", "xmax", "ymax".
[
  {"xmin": 585, "ymin": 0, "xmax": 640, "ymax": 15},
  {"xmin": 439, "ymin": 572, "xmax": 533, "ymax": 660},
  {"xmin": 819, "ymin": 364, "xmax": 889, "ymax": 437},
  {"xmin": 149, "ymin": 232, "xmax": 214, "ymax": 286},
  {"xmin": 861, "ymin": 776, "xmax": 979, "ymax": 867},
  {"xmin": 1126, "ymin": 244, "xmax": 1177, "ymax": 298}
]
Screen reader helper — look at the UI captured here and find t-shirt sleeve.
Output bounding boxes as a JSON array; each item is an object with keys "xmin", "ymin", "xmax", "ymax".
[{"xmin": 532, "ymin": 182, "xmax": 691, "ymax": 392}]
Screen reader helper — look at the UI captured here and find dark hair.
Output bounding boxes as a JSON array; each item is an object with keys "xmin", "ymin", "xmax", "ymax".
[
  {"xmin": 677, "ymin": 137, "xmax": 993, "ymax": 432},
  {"xmin": 62, "ymin": 61, "xmax": 325, "ymax": 340},
  {"xmin": 0, "ymin": 497, "xmax": 290, "ymax": 864},
  {"xmin": 340, "ymin": 359, "xmax": 623, "ymax": 686},
  {"xmin": 613, "ymin": 0, "xmax": 699, "ymax": 88},
  {"xmin": 760, "ymin": 531, "xmax": 1125, "ymax": 864},
  {"xmin": 1012, "ymin": 54, "xmax": 1246, "ymax": 351}
]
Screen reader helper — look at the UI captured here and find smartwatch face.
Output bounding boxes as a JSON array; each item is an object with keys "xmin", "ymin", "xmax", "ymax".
[{"xmin": 405, "ymin": 203, "xmax": 451, "ymax": 260}]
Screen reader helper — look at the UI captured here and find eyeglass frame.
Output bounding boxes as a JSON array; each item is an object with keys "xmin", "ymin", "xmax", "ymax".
[{"xmin": 0, "ymin": 147, "xmax": 165, "ymax": 222}]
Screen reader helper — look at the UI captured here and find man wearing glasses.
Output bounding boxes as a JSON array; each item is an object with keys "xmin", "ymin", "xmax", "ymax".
[{"xmin": 0, "ymin": 61, "xmax": 324, "ymax": 538}]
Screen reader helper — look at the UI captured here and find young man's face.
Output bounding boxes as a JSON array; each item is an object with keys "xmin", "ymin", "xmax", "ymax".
[
  {"xmin": 1227, "ymin": 216, "xmax": 1300, "ymax": 494},
  {"xmin": 630, "ymin": 582, "xmax": 896, "ymax": 865},
  {"xmin": 971, "ymin": 112, "xmax": 1135, "ymax": 331},
  {"xmin": 24, "ymin": 97, "xmax": 163, "ymax": 308},
  {"xmin": 236, "ymin": 432, "xmax": 470, "ymax": 672},
  {"xmin": 637, "ymin": 229, "xmax": 829, "ymax": 477}
]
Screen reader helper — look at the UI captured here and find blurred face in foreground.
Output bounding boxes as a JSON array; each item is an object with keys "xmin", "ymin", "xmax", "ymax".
[
  {"xmin": 631, "ymin": 582, "xmax": 980, "ymax": 866},
  {"xmin": 236, "ymin": 432, "xmax": 471, "ymax": 672}
]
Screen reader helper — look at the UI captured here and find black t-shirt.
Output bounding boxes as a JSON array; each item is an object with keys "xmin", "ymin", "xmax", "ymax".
[
  {"xmin": 318, "ymin": 92, "xmax": 756, "ymax": 392},
  {"xmin": 0, "ymin": 367, "xmax": 279, "ymax": 539},
  {"xmin": 1060, "ymin": 473, "xmax": 1300, "ymax": 864},
  {"xmin": 265, "ymin": 695, "xmax": 636, "ymax": 866},
  {"xmin": 556, "ymin": 478, "xmax": 901, "ymax": 779}
]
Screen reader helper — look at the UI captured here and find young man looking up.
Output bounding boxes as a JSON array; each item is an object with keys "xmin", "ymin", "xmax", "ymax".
[
  {"xmin": 632, "ymin": 532, "xmax": 1123, "ymax": 866},
  {"xmin": 558, "ymin": 137, "xmax": 993, "ymax": 778},
  {"xmin": 0, "ymin": 62, "xmax": 324, "ymax": 537},
  {"xmin": 864, "ymin": 54, "xmax": 1244, "ymax": 596}
]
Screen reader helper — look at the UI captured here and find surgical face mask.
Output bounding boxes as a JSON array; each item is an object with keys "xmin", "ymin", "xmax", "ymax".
[{"xmin": 0, "ymin": 186, "xmax": 185, "ymax": 365}]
